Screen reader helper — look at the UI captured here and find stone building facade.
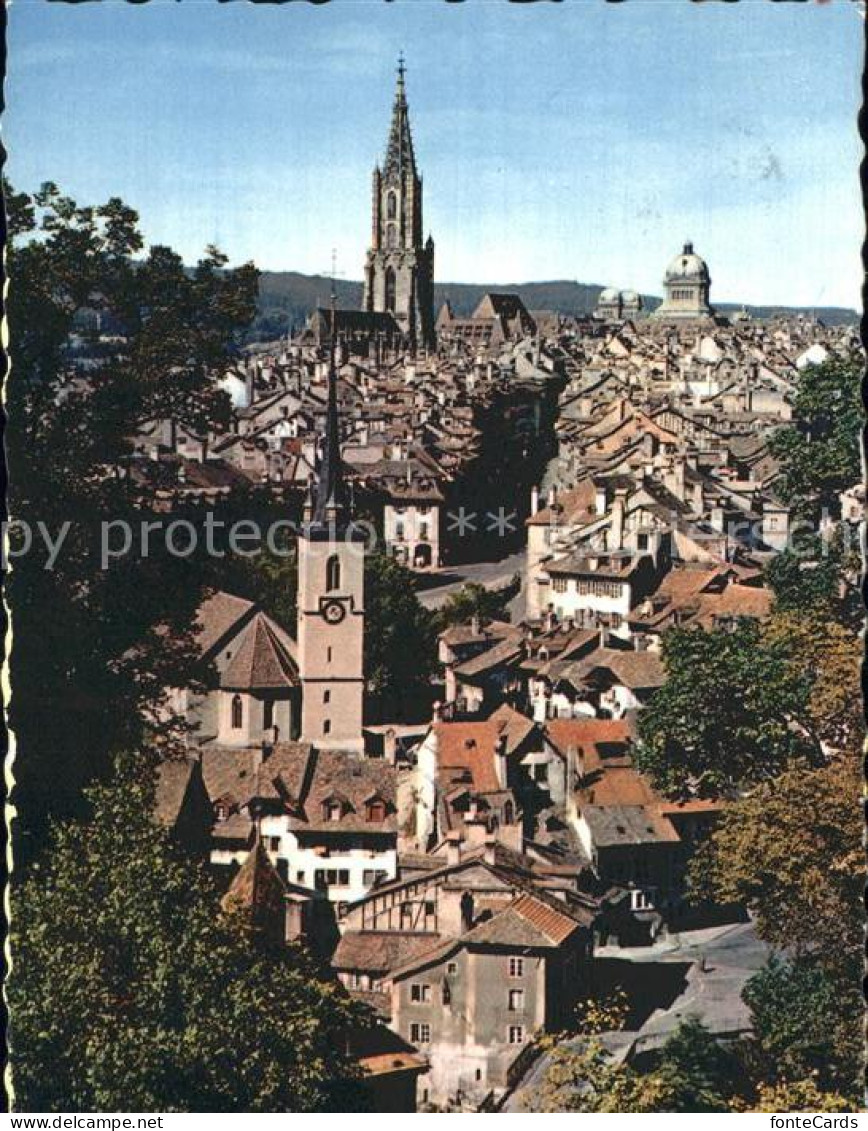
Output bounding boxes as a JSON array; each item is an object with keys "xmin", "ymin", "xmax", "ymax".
[
  {"xmin": 652, "ymin": 241, "xmax": 715, "ymax": 322},
  {"xmin": 363, "ymin": 58, "xmax": 435, "ymax": 348}
]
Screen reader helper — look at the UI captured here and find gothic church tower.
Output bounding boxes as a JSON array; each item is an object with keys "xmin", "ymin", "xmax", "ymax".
[
  {"xmin": 297, "ymin": 329, "xmax": 365, "ymax": 753},
  {"xmin": 363, "ymin": 57, "xmax": 435, "ymax": 348}
]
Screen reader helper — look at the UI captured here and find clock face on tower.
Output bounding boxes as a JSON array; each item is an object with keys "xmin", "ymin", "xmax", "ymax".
[{"xmin": 321, "ymin": 599, "xmax": 346, "ymax": 625}]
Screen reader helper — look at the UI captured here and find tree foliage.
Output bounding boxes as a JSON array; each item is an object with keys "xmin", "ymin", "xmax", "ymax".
[
  {"xmin": 9, "ymin": 755, "xmax": 370, "ymax": 1111},
  {"xmin": 6, "ymin": 181, "xmax": 259, "ymax": 841},
  {"xmin": 766, "ymin": 355, "xmax": 863, "ymax": 518},
  {"xmin": 762, "ymin": 610, "xmax": 863, "ymax": 752},
  {"xmin": 434, "ymin": 576, "xmax": 519, "ymax": 631},
  {"xmin": 737, "ymin": 1079, "xmax": 856, "ymax": 1114},
  {"xmin": 741, "ymin": 958, "xmax": 861, "ymax": 1099},
  {"xmin": 364, "ymin": 552, "xmax": 439, "ymax": 715},
  {"xmin": 689, "ymin": 756, "xmax": 862, "ymax": 971},
  {"xmin": 764, "ymin": 529, "xmax": 862, "ymax": 630},
  {"xmin": 635, "ymin": 620, "xmax": 816, "ymax": 797},
  {"xmin": 526, "ymin": 1019, "xmax": 739, "ymax": 1113}
]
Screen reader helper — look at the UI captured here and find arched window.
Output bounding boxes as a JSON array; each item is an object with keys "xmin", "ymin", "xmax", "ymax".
[
  {"xmin": 385, "ymin": 267, "xmax": 397, "ymax": 312},
  {"xmin": 386, "ymin": 191, "xmax": 397, "ymax": 220},
  {"xmin": 231, "ymin": 694, "xmax": 243, "ymax": 730},
  {"xmin": 326, "ymin": 554, "xmax": 341, "ymax": 592},
  {"xmin": 504, "ymin": 800, "xmax": 515, "ymax": 825}
]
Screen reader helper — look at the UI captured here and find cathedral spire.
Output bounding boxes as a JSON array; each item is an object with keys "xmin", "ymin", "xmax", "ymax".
[
  {"xmin": 384, "ymin": 53, "xmax": 416, "ymax": 178},
  {"xmin": 313, "ymin": 288, "xmax": 348, "ymax": 527}
]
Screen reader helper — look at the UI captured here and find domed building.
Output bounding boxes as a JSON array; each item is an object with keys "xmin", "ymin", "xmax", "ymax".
[
  {"xmin": 595, "ymin": 287, "xmax": 623, "ymax": 321},
  {"xmin": 652, "ymin": 241, "xmax": 715, "ymax": 321},
  {"xmin": 620, "ymin": 289, "xmax": 643, "ymax": 318},
  {"xmin": 594, "ymin": 287, "xmax": 644, "ymax": 322}
]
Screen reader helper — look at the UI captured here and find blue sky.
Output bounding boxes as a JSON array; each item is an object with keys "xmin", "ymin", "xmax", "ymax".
[{"xmin": 5, "ymin": 0, "xmax": 864, "ymax": 308}]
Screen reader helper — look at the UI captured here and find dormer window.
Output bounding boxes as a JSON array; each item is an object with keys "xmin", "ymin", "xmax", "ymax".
[
  {"xmin": 214, "ymin": 801, "xmax": 229, "ymax": 823},
  {"xmin": 366, "ymin": 798, "xmax": 387, "ymax": 823},
  {"xmin": 323, "ymin": 798, "xmax": 343, "ymax": 822}
]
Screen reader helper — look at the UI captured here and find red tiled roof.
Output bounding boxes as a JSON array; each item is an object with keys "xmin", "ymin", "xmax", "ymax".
[
  {"xmin": 510, "ymin": 891, "xmax": 580, "ymax": 944},
  {"xmin": 434, "ymin": 722, "xmax": 504, "ymax": 793},
  {"xmin": 546, "ymin": 718, "xmax": 633, "ymax": 763}
]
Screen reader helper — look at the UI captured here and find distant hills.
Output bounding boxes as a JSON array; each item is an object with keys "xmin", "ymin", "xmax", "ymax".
[{"xmin": 249, "ymin": 270, "xmax": 857, "ymax": 341}]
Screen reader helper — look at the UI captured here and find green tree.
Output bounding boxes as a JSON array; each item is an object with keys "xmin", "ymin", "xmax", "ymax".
[
  {"xmin": 364, "ymin": 552, "xmax": 438, "ymax": 716},
  {"xmin": 738, "ymin": 1079, "xmax": 856, "ymax": 1113},
  {"xmin": 741, "ymin": 959, "xmax": 861, "ymax": 1099},
  {"xmin": 524, "ymin": 1038, "xmax": 668, "ymax": 1112},
  {"xmin": 435, "ymin": 576, "xmax": 519, "ymax": 631},
  {"xmin": 766, "ymin": 355, "xmax": 862, "ymax": 518},
  {"xmin": 689, "ymin": 756, "xmax": 862, "ymax": 972},
  {"xmin": 650, "ymin": 1018, "xmax": 741, "ymax": 1112},
  {"xmin": 762, "ymin": 611, "xmax": 862, "ymax": 752},
  {"xmin": 526, "ymin": 1021, "xmax": 739, "ymax": 1112},
  {"xmin": 635, "ymin": 620, "xmax": 816, "ymax": 798},
  {"xmin": 9, "ymin": 754, "xmax": 370, "ymax": 1111},
  {"xmin": 5, "ymin": 181, "xmax": 259, "ymax": 841},
  {"xmin": 764, "ymin": 529, "xmax": 861, "ymax": 630}
]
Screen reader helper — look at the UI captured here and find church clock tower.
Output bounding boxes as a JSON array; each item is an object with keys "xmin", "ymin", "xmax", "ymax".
[
  {"xmin": 296, "ymin": 329, "xmax": 365, "ymax": 753},
  {"xmin": 363, "ymin": 57, "xmax": 435, "ymax": 349}
]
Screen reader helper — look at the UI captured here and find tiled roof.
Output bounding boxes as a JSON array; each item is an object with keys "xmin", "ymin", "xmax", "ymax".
[
  {"xmin": 464, "ymin": 891, "xmax": 581, "ymax": 948},
  {"xmin": 590, "ymin": 649, "xmax": 666, "ymax": 690},
  {"xmin": 332, "ymin": 931, "xmax": 442, "ymax": 974},
  {"xmin": 488, "ymin": 704, "xmax": 538, "ymax": 757},
  {"xmin": 546, "ymin": 718, "xmax": 633, "ymax": 762},
  {"xmin": 153, "ymin": 758, "xmax": 197, "ymax": 827},
  {"xmin": 221, "ymin": 612, "xmax": 299, "ymax": 690},
  {"xmin": 195, "ymin": 590, "xmax": 255, "ymax": 655},
  {"xmin": 221, "ymin": 838, "xmax": 287, "ymax": 915},
  {"xmin": 434, "ymin": 722, "xmax": 504, "ymax": 793},
  {"xmin": 201, "ymin": 743, "xmax": 314, "ymax": 812},
  {"xmin": 291, "ymin": 749, "xmax": 397, "ymax": 834},
  {"xmin": 582, "ymin": 803, "xmax": 679, "ymax": 847},
  {"xmin": 453, "ymin": 636, "xmax": 523, "ymax": 679},
  {"xmin": 527, "ymin": 479, "xmax": 597, "ymax": 527},
  {"xmin": 698, "ymin": 583, "xmax": 773, "ymax": 621}
]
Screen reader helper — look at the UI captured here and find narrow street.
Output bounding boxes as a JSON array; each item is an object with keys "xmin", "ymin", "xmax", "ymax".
[{"xmin": 415, "ymin": 549, "xmax": 527, "ymax": 613}]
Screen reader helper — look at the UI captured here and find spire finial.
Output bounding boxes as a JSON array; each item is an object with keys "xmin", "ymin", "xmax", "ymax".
[{"xmin": 383, "ymin": 54, "xmax": 416, "ymax": 176}]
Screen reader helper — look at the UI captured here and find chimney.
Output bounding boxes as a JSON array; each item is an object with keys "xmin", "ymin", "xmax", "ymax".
[
  {"xmin": 483, "ymin": 834, "xmax": 498, "ymax": 866},
  {"xmin": 494, "ymin": 730, "xmax": 508, "ymax": 789},
  {"xmin": 531, "ymin": 484, "xmax": 540, "ymax": 516},
  {"xmin": 594, "ymin": 482, "xmax": 607, "ymax": 516},
  {"xmin": 547, "ymin": 485, "xmax": 557, "ymax": 508},
  {"xmin": 432, "ymin": 700, "xmax": 443, "ymax": 723},
  {"xmin": 383, "ymin": 727, "xmax": 397, "ymax": 766},
  {"xmin": 611, "ymin": 488, "xmax": 626, "ymax": 551},
  {"xmin": 545, "ymin": 605, "xmax": 557, "ymax": 633},
  {"xmin": 471, "ymin": 614, "xmax": 481, "ymax": 637},
  {"xmin": 445, "ymin": 831, "xmax": 463, "ymax": 867},
  {"xmin": 245, "ymin": 365, "xmax": 256, "ymax": 409}
]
